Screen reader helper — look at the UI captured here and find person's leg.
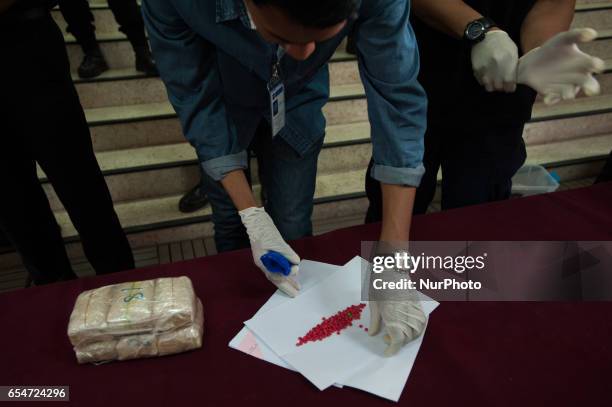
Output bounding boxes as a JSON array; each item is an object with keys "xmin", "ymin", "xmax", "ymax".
[
  {"xmin": 107, "ymin": 0, "xmax": 157, "ymax": 75},
  {"xmin": 57, "ymin": 0, "xmax": 97, "ymax": 53},
  {"xmin": 0, "ymin": 16, "xmax": 78, "ymax": 284},
  {"xmin": 254, "ymin": 124, "xmax": 324, "ymax": 241},
  {"xmin": 58, "ymin": 0, "xmax": 108, "ymax": 78},
  {"xmin": 0, "ymin": 135, "xmax": 77, "ymax": 285},
  {"xmin": 440, "ymin": 123, "xmax": 527, "ymax": 210},
  {"xmin": 26, "ymin": 15, "xmax": 134, "ymax": 275}
]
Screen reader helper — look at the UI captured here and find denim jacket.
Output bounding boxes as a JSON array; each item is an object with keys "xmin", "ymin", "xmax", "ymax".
[{"xmin": 142, "ymin": 0, "xmax": 427, "ymax": 186}]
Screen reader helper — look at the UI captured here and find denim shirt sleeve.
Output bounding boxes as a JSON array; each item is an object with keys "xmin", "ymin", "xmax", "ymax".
[
  {"xmin": 355, "ymin": 0, "xmax": 427, "ymax": 187},
  {"xmin": 141, "ymin": 0, "xmax": 247, "ymax": 181}
]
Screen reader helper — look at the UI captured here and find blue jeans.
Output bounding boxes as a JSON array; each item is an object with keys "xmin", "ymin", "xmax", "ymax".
[{"xmin": 200, "ymin": 122, "xmax": 324, "ymax": 253}]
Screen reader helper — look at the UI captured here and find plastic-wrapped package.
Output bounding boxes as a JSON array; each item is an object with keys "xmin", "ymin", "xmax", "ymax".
[
  {"xmin": 67, "ymin": 277, "xmax": 203, "ymax": 364},
  {"xmin": 106, "ymin": 280, "xmax": 156, "ymax": 332},
  {"xmin": 75, "ymin": 340, "xmax": 118, "ymax": 364},
  {"xmin": 153, "ymin": 277, "xmax": 198, "ymax": 332},
  {"xmin": 158, "ymin": 299, "xmax": 204, "ymax": 356},
  {"xmin": 116, "ymin": 333, "xmax": 158, "ymax": 360}
]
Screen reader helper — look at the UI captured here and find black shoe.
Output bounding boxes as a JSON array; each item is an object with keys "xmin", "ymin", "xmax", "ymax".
[
  {"xmin": 77, "ymin": 49, "xmax": 109, "ymax": 79},
  {"xmin": 134, "ymin": 46, "xmax": 159, "ymax": 76},
  {"xmin": 179, "ymin": 185, "xmax": 209, "ymax": 213}
]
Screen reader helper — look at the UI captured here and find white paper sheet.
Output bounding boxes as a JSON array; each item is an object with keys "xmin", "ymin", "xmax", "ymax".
[
  {"xmin": 229, "ymin": 260, "xmax": 343, "ymax": 371},
  {"xmin": 234, "ymin": 257, "xmax": 438, "ymax": 401},
  {"xmin": 341, "ymin": 301, "xmax": 438, "ymax": 402}
]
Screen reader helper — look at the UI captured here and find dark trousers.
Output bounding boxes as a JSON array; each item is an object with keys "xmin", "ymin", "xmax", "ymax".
[
  {"xmin": 58, "ymin": 0, "xmax": 146, "ymax": 53},
  {"xmin": 0, "ymin": 14, "xmax": 134, "ymax": 285},
  {"xmin": 366, "ymin": 122, "xmax": 527, "ymax": 222}
]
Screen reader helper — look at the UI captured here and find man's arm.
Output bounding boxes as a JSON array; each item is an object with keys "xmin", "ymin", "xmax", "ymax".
[
  {"xmin": 354, "ymin": 0, "xmax": 427, "ymax": 242},
  {"xmin": 521, "ymin": 0, "xmax": 576, "ymax": 52},
  {"xmin": 380, "ymin": 185, "xmax": 416, "ymax": 241},
  {"xmin": 142, "ymin": 0, "xmax": 257, "ymax": 210},
  {"xmin": 221, "ymin": 171, "xmax": 258, "ymax": 211},
  {"xmin": 411, "ymin": 0, "xmax": 484, "ymax": 39}
]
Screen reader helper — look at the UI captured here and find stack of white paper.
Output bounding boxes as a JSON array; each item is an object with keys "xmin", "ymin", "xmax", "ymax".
[{"xmin": 229, "ymin": 257, "xmax": 438, "ymax": 402}]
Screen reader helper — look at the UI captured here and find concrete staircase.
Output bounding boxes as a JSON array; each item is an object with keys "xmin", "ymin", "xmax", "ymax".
[{"xmin": 4, "ymin": 1, "xmax": 612, "ymax": 262}]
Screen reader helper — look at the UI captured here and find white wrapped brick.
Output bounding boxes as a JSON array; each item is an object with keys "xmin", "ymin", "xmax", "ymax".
[
  {"xmin": 157, "ymin": 299, "xmax": 204, "ymax": 356},
  {"xmin": 153, "ymin": 276, "xmax": 197, "ymax": 331},
  {"xmin": 75, "ymin": 340, "xmax": 118, "ymax": 364},
  {"xmin": 106, "ymin": 280, "xmax": 156, "ymax": 333},
  {"xmin": 116, "ymin": 334, "xmax": 158, "ymax": 360},
  {"xmin": 67, "ymin": 277, "xmax": 203, "ymax": 364}
]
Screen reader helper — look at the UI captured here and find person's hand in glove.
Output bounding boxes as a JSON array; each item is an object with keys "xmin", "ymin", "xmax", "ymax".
[
  {"xmin": 471, "ymin": 29, "xmax": 519, "ymax": 93},
  {"xmin": 517, "ymin": 28, "xmax": 606, "ymax": 105},
  {"xmin": 367, "ymin": 250, "xmax": 427, "ymax": 357},
  {"xmin": 239, "ymin": 207, "xmax": 301, "ymax": 297},
  {"xmin": 369, "ymin": 300, "xmax": 427, "ymax": 357}
]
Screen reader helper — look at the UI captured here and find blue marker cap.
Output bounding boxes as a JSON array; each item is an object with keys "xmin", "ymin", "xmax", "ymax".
[{"xmin": 260, "ymin": 251, "xmax": 292, "ymax": 276}]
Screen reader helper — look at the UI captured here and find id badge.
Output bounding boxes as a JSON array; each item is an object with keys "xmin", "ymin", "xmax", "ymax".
[{"xmin": 268, "ymin": 81, "xmax": 285, "ymax": 138}]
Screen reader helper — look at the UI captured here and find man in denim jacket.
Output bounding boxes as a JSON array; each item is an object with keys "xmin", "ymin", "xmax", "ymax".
[{"xmin": 144, "ymin": 0, "xmax": 428, "ymax": 354}]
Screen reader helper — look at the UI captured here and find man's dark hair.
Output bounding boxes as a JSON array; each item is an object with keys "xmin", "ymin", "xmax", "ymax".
[{"xmin": 252, "ymin": 0, "xmax": 358, "ymax": 28}]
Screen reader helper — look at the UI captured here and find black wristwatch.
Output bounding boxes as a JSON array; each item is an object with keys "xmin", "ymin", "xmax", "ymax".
[{"xmin": 463, "ymin": 17, "xmax": 497, "ymax": 44}]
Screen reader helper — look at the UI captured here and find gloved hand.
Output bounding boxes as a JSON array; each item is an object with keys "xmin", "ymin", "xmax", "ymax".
[
  {"xmin": 369, "ymin": 300, "xmax": 427, "ymax": 357},
  {"xmin": 471, "ymin": 30, "xmax": 519, "ymax": 93},
  {"xmin": 239, "ymin": 206, "xmax": 301, "ymax": 297},
  {"xmin": 517, "ymin": 28, "xmax": 606, "ymax": 105}
]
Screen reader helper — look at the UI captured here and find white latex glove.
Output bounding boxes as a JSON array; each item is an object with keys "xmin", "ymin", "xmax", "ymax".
[
  {"xmin": 239, "ymin": 207, "xmax": 301, "ymax": 297},
  {"xmin": 471, "ymin": 30, "xmax": 519, "ymax": 93},
  {"xmin": 517, "ymin": 28, "xmax": 606, "ymax": 105},
  {"xmin": 369, "ymin": 301, "xmax": 427, "ymax": 357}
]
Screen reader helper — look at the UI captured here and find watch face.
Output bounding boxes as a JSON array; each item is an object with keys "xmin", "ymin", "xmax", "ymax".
[{"xmin": 467, "ymin": 22, "xmax": 485, "ymax": 40}]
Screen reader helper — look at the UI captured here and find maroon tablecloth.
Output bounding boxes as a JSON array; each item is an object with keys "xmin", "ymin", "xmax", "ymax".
[{"xmin": 1, "ymin": 183, "xmax": 611, "ymax": 406}]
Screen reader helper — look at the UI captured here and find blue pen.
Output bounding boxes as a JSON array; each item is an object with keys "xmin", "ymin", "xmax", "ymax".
[{"xmin": 260, "ymin": 251, "xmax": 292, "ymax": 276}]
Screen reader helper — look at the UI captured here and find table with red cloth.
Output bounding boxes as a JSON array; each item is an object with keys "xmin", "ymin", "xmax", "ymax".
[{"xmin": 0, "ymin": 183, "xmax": 611, "ymax": 406}]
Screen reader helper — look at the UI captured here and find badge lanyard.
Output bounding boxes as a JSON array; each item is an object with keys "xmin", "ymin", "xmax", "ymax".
[{"xmin": 268, "ymin": 46, "xmax": 286, "ymax": 138}]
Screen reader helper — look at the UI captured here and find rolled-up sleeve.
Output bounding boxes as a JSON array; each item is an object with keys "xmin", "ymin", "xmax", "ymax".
[
  {"xmin": 142, "ymin": 0, "xmax": 246, "ymax": 181},
  {"xmin": 355, "ymin": 0, "xmax": 427, "ymax": 187}
]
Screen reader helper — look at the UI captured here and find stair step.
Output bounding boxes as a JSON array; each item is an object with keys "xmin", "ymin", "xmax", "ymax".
[
  {"xmin": 61, "ymin": 27, "xmax": 612, "ymax": 71},
  {"xmin": 40, "ymin": 121, "xmax": 371, "ymax": 180},
  {"xmin": 47, "ymin": 132, "xmax": 611, "ymax": 243},
  {"xmin": 72, "ymin": 57, "xmax": 611, "ymax": 109},
  {"xmin": 572, "ymin": 6, "xmax": 612, "ymax": 29},
  {"xmin": 80, "ymin": 85, "xmax": 612, "ymax": 129},
  {"xmin": 52, "ymin": 168, "xmax": 365, "ymax": 240},
  {"xmin": 531, "ymin": 93, "xmax": 612, "ymax": 121},
  {"xmin": 576, "ymin": 1, "xmax": 612, "ymax": 11},
  {"xmin": 52, "ymin": 1, "xmax": 612, "ymax": 36},
  {"xmin": 80, "ymin": 89, "xmax": 370, "ymax": 129},
  {"xmin": 73, "ymin": 62, "xmax": 362, "ymax": 109},
  {"xmin": 63, "ymin": 31, "xmax": 356, "ymax": 73},
  {"xmin": 42, "ymin": 119, "xmax": 612, "ymax": 211},
  {"xmin": 41, "ymin": 91, "xmax": 612, "ymax": 185},
  {"xmin": 41, "ymin": 141, "xmax": 374, "ymax": 211}
]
